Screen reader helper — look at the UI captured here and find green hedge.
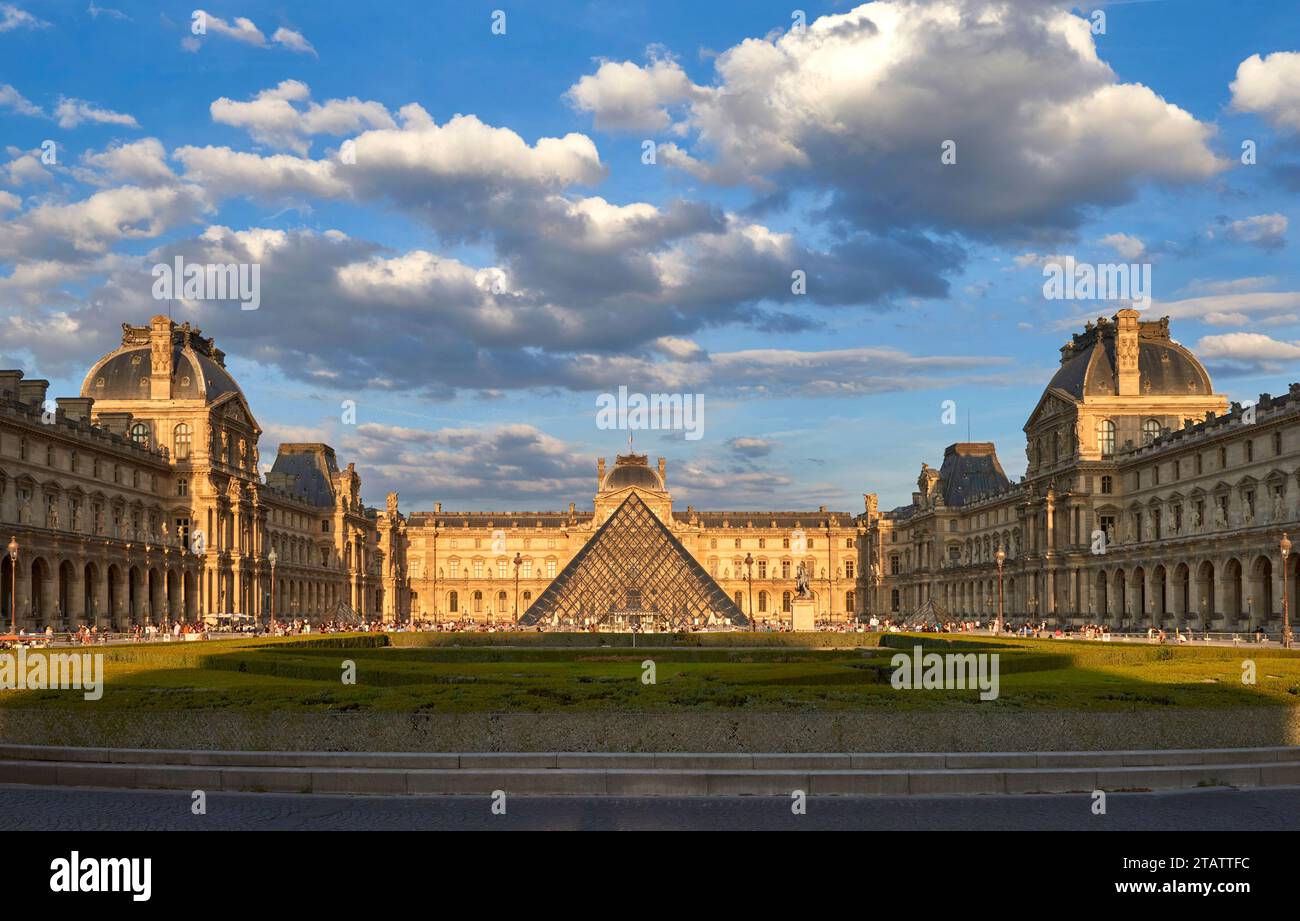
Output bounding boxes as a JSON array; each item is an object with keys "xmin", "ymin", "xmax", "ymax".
[{"xmin": 387, "ymin": 631, "xmax": 884, "ymax": 649}]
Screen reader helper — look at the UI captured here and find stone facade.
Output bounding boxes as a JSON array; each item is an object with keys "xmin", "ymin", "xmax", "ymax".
[
  {"xmin": 860, "ymin": 309, "xmax": 1300, "ymax": 635},
  {"xmin": 0, "ymin": 316, "xmax": 390, "ymax": 630},
  {"xmin": 402, "ymin": 453, "xmax": 859, "ymax": 626}
]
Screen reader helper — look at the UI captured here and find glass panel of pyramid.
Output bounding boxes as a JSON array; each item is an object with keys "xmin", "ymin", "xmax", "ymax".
[{"xmin": 521, "ymin": 493, "xmax": 747, "ymax": 628}]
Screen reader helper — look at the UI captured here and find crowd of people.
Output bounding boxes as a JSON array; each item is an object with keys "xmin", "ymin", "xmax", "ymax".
[{"xmin": 1, "ymin": 614, "xmax": 1286, "ymax": 646}]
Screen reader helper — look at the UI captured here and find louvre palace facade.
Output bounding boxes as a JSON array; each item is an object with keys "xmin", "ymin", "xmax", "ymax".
[
  {"xmin": 1, "ymin": 315, "xmax": 863, "ymax": 631},
  {"xmin": 14, "ymin": 308, "xmax": 1292, "ymax": 634},
  {"xmin": 398, "ymin": 453, "xmax": 860, "ymax": 626},
  {"xmin": 859, "ymin": 309, "xmax": 1300, "ymax": 636},
  {"xmin": 0, "ymin": 316, "xmax": 397, "ymax": 631}
]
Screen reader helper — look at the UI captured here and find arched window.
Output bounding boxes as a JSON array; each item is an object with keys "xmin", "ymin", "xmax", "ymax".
[
  {"xmin": 130, "ymin": 422, "xmax": 150, "ymax": 447},
  {"xmin": 758, "ymin": 591, "xmax": 768, "ymax": 613},
  {"xmin": 1097, "ymin": 419, "xmax": 1116, "ymax": 456},
  {"xmin": 1141, "ymin": 418, "xmax": 1161, "ymax": 445},
  {"xmin": 473, "ymin": 590, "xmax": 482, "ymax": 613},
  {"xmin": 846, "ymin": 590, "xmax": 855, "ymax": 612},
  {"xmin": 448, "ymin": 591, "xmax": 458, "ymax": 613},
  {"xmin": 782, "ymin": 591, "xmax": 791, "ymax": 613},
  {"xmin": 173, "ymin": 423, "xmax": 192, "ymax": 460}
]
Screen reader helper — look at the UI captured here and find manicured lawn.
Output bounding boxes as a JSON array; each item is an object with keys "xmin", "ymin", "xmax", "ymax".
[{"xmin": 3, "ymin": 633, "xmax": 1298, "ymax": 713}]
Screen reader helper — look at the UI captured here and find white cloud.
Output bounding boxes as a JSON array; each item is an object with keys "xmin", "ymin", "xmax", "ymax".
[
  {"xmin": 1195, "ymin": 332, "xmax": 1300, "ymax": 361},
  {"xmin": 566, "ymin": 54, "xmax": 700, "ymax": 131},
  {"xmin": 0, "ymin": 184, "xmax": 210, "ymax": 259},
  {"xmin": 1100, "ymin": 232, "xmax": 1146, "ymax": 260},
  {"xmin": 78, "ymin": 138, "xmax": 175, "ymax": 186},
  {"xmin": 186, "ymin": 11, "xmax": 316, "ymax": 54},
  {"xmin": 0, "ymin": 3, "xmax": 48, "ymax": 31},
  {"xmin": 1226, "ymin": 213, "xmax": 1288, "ymax": 249},
  {"xmin": 1158, "ymin": 290, "xmax": 1300, "ymax": 326},
  {"xmin": 87, "ymin": 3, "xmax": 132, "ymax": 21},
  {"xmin": 0, "ymin": 84, "xmax": 42, "ymax": 117},
  {"xmin": 54, "ymin": 97, "xmax": 139, "ymax": 129},
  {"xmin": 271, "ymin": 26, "xmax": 316, "ymax": 56},
  {"xmin": 570, "ymin": 1, "xmax": 1226, "ymax": 238},
  {"xmin": 3, "ymin": 148, "xmax": 52, "ymax": 185},
  {"xmin": 210, "ymin": 81, "xmax": 394, "ymax": 153},
  {"xmin": 1230, "ymin": 51, "xmax": 1300, "ymax": 132}
]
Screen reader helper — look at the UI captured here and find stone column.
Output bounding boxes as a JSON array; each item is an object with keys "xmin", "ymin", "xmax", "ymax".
[
  {"xmin": 68, "ymin": 561, "xmax": 85, "ymax": 627},
  {"xmin": 93, "ymin": 563, "xmax": 109, "ymax": 631}
]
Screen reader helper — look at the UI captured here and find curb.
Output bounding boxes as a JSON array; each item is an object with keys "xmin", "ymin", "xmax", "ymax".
[{"xmin": 1, "ymin": 744, "xmax": 1297, "ymax": 796}]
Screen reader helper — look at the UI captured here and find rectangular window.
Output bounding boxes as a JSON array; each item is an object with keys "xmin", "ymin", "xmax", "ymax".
[
  {"xmin": 473, "ymin": 560, "xmax": 483, "ymax": 578},
  {"xmin": 547, "ymin": 560, "xmax": 556, "ymax": 578}
]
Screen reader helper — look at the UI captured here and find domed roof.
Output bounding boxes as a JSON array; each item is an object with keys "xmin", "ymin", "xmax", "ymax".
[
  {"xmin": 81, "ymin": 319, "xmax": 243, "ymax": 403},
  {"xmin": 602, "ymin": 454, "xmax": 664, "ymax": 492},
  {"xmin": 1048, "ymin": 314, "xmax": 1212, "ymax": 399}
]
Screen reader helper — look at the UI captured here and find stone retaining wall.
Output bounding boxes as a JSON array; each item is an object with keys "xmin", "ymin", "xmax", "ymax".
[{"xmin": 2, "ymin": 706, "xmax": 1297, "ymax": 753}]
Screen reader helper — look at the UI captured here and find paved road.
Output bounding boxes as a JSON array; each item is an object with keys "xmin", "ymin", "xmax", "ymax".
[{"xmin": 2, "ymin": 784, "xmax": 1298, "ymax": 830}]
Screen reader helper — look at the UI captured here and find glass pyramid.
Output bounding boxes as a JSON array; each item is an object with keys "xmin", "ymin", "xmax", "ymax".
[{"xmin": 520, "ymin": 492, "xmax": 747, "ymax": 629}]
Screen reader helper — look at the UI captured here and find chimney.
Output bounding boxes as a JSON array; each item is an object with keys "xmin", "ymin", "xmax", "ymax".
[
  {"xmin": 1115, "ymin": 308, "xmax": 1140, "ymax": 396},
  {"xmin": 56, "ymin": 397, "xmax": 94, "ymax": 423},
  {"xmin": 97, "ymin": 411, "xmax": 134, "ymax": 437},
  {"xmin": 17, "ymin": 378, "xmax": 49, "ymax": 410},
  {"xmin": 435, "ymin": 501, "xmax": 442, "ymax": 514},
  {"xmin": 149, "ymin": 315, "xmax": 173, "ymax": 400},
  {"xmin": 657, "ymin": 456, "xmax": 666, "ymax": 487},
  {"xmin": 0, "ymin": 370, "xmax": 21, "ymax": 401},
  {"xmin": 597, "ymin": 457, "xmax": 606, "ymax": 491}
]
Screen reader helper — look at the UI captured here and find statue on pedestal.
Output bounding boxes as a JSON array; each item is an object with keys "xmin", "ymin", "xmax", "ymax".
[{"xmin": 795, "ymin": 563, "xmax": 811, "ymax": 599}]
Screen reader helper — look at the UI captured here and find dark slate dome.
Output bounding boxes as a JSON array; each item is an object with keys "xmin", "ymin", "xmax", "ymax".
[
  {"xmin": 602, "ymin": 454, "xmax": 664, "ymax": 491},
  {"xmin": 1048, "ymin": 314, "xmax": 1212, "ymax": 399},
  {"xmin": 81, "ymin": 320, "xmax": 243, "ymax": 403}
]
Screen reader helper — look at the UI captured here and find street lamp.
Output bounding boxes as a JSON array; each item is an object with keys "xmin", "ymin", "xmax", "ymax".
[
  {"xmin": 513, "ymin": 551, "xmax": 522, "ymax": 625},
  {"xmin": 994, "ymin": 545, "xmax": 1005, "ymax": 634},
  {"xmin": 1281, "ymin": 532, "xmax": 1293, "ymax": 649},
  {"xmin": 430, "ymin": 526, "xmax": 440, "ymax": 628},
  {"xmin": 5, "ymin": 535, "xmax": 17, "ymax": 637},
  {"xmin": 268, "ymin": 547, "xmax": 277, "ymax": 630},
  {"xmin": 744, "ymin": 552, "xmax": 755, "ymax": 631}
]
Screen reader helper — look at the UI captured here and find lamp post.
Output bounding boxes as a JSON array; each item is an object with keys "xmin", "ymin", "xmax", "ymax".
[
  {"xmin": 1282, "ymin": 533, "xmax": 1293, "ymax": 649},
  {"xmin": 6, "ymin": 535, "xmax": 16, "ymax": 637},
  {"xmin": 994, "ymin": 545, "xmax": 1005, "ymax": 634},
  {"xmin": 430, "ymin": 526, "xmax": 439, "ymax": 628},
  {"xmin": 268, "ymin": 547, "xmax": 277, "ymax": 630},
  {"xmin": 744, "ymin": 552, "xmax": 755, "ymax": 631},
  {"xmin": 513, "ymin": 551, "xmax": 522, "ymax": 625}
]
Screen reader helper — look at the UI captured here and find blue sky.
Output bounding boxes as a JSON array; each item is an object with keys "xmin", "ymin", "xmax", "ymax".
[{"xmin": 2, "ymin": 0, "xmax": 1299, "ymax": 513}]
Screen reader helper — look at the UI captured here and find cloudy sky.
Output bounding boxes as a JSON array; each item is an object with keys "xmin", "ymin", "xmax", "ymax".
[{"xmin": 1, "ymin": 0, "xmax": 1299, "ymax": 513}]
